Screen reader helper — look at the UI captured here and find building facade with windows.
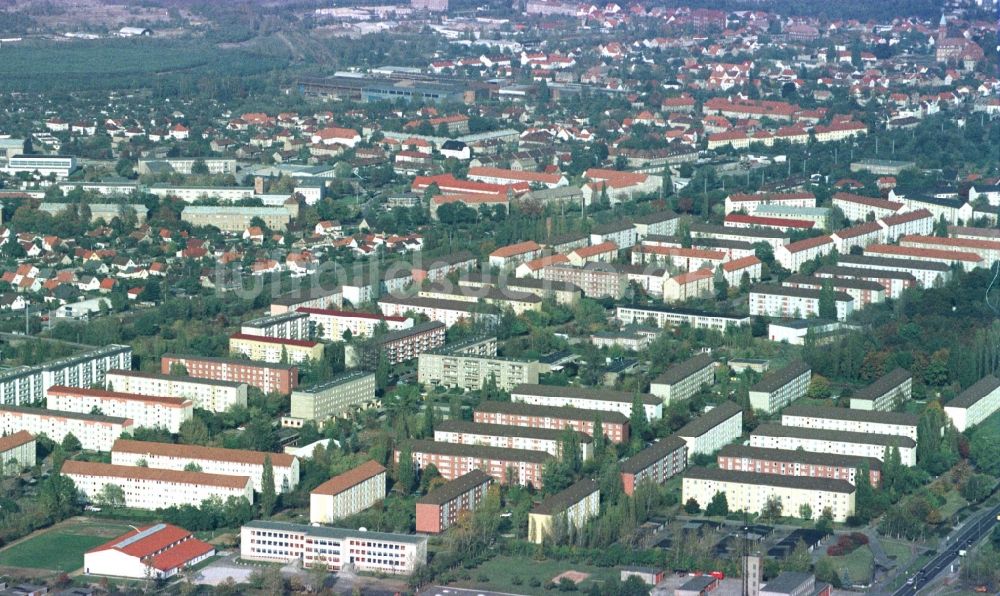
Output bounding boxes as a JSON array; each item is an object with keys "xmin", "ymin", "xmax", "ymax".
[
  {"xmin": 434, "ymin": 420, "xmax": 593, "ymax": 460},
  {"xmin": 782, "ymin": 405, "xmax": 918, "ymax": 441},
  {"xmin": 0, "ymin": 344, "xmax": 132, "ymax": 406},
  {"xmin": 748, "ymin": 361, "xmax": 811, "ymax": 415},
  {"xmin": 620, "ymin": 435, "xmax": 687, "ymax": 495},
  {"xmin": 716, "ymin": 444, "xmax": 882, "ymax": 487},
  {"xmin": 473, "ymin": 400, "xmax": 630, "ymax": 444},
  {"xmin": 682, "ymin": 467, "xmax": 855, "ymax": 522},
  {"xmin": 650, "ymin": 353, "xmax": 715, "ymax": 405},
  {"xmin": 105, "ymin": 370, "xmax": 248, "ymax": 413},
  {"xmin": 415, "ymin": 470, "xmax": 493, "ymax": 534},
  {"xmin": 944, "ymin": 375, "xmax": 1000, "ymax": 432},
  {"xmin": 510, "ymin": 384, "xmax": 662, "ymax": 421},
  {"xmin": 418, "ymin": 350, "xmax": 540, "ymax": 392},
  {"xmin": 160, "ymin": 354, "xmax": 298, "ymax": 395},
  {"xmin": 46, "ymin": 386, "xmax": 192, "ymax": 433},
  {"xmin": 0, "ymin": 430, "xmax": 35, "ymax": 473},
  {"xmin": 614, "ymin": 305, "xmax": 750, "ymax": 331},
  {"xmin": 240, "ymin": 312, "xmax": 312, "ymax": 341},
  {"xmin": 848, "ymin": 368, "xmax": 913, "ymax": 412},
  {"xmin": 110, "ymin": 439, "xmax": 299, "ymax": 493},
  {"xmin": 676, "ymin": 401, "xmax": 743, "ymax": 461},
  {"xmin": 289, "ymin": 372, "xmax": 377, "ymax": 423},
  {"xmin": 310, "ymin": 460, "xmax": 386, "ymax": 523},
  {"xmin": 229, "ymin": 334, "xmax": 324, "ymax": 365},
  {"xmin": 63, "ymin": 461, "xmax": 253, "ymax": 509},
  {"xmin": 240, "ymin": 520, "xmax": 427, "ymax": 575},
  {"xmin": 0, "ymin": 405, "xmax": 131, "ymax": 452},
  {"xmin": 750, "ymin": 424, "xmax": 916, "ymax": 466},
  {"xmin": 528, "ymin": 479, "xmax": 600, "ymax": 544},
  {"xmin": 403, "ymin": 440, "xmax": 551, "ymax": 488}
]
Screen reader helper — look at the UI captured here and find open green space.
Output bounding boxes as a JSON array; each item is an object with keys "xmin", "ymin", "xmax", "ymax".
[
  {"xmin": 939, "ymin": 490, "xmax": 969, "ymax": 519},
  {"xmin": 453, "ymin": 555, "xmax": 619, "ymax": 595},
  {"xmin": 880, "ymin": 539, "xmax": 915, "ymax": 565},
  {"xmin": 0, "ymin": 39, "xmax": 287, "ymax": 92},
  {"xmin": 826, "ymin": 546, "xmax": 875, "ymax": 586},
  {"xmin": 0, "ymin": 531, "xmax": 112, "ymax": 572}
]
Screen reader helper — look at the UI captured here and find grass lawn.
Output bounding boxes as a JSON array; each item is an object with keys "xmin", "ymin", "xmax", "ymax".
[
  {"xmin": 0, "ymin": 531, "xmax": 112, "ymax": 572},
  {"xmin": 825, "ymin": 546, "xmax": 875, "ymax": 585},
  {"xmin": 453, "ymin": 555, "xmax": 619, "ymax": 595},
  {"xmin": 939, "ymin": 490, "xmax": 969, "ymax": 519},
  {"xmin": 880, "ymin": 539, "xmax": 914, "ymax": 565}
]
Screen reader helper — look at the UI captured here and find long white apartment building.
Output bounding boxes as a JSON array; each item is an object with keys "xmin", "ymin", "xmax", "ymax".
[
  {"xmin": 2, "ymin": 154, "xmax": 77, "ymax": 178},
  {"xmin": 944, "ymin": 375, "xmax": 1000, "ymax": 432},
  {"xmin": 46, "ymin": 386, "xmax": 192, "ymax": 433},
  {"xmin": 877, "ymin": 209, "xmax": 935, "ymax": 242},
  {"xmin": 105, "ymin": 370, "xmax": 248, "ymax": 413},
  {"xmin": 110, "ymin": 439, "xmax": 300, "ymax": 493},
  {"xmin": 836, "ymin": 254, "xmax": 951, "ymax": 288},
  {"xmin": 675, "ymin": 401, "xmax": 743, "ymax": 461},
  {"xmin": 615, "ymin": 305, "xmax": 750, "ymax": 331},
  {"xmin": 833, "ymin": 192, "xmax": 904, "ymax": 222},
  {"xmin": 510, "ymin": 384, "xmax": 663, "ymax": 420},
  {"xmin": 682, "ymin": 467, "xmax": 855, "ymax": 523},
  {"xmin": 240, "ymin": 311, "xmax": 311, "ymax": 341},
  {"xmin": 297, "ymin": 307, "xmax": 412, "ymax": 341},
  {"xmin": 240, "ymin": 520, "xmax": 427, "ymax": 575},
  {"xmin": 310, "ymin": 460, "xmax": 386, "ymax": 524},
  {"xmin": 63, "ymin": 460, "xmax": 253, "ymax": 509},
  {"xmin": 528, "ymin": 479, "xmax": 600, "ymax": 544},
  {"xmin": 749, "ymin": 285, "xmax": 854, "ymax": 322},
  {"xmin": 288, "ymin": 372, "xmax": 377, "ymax": 423},
  {"xmin": 782, "ymin": 275, "xmax": 885, "ymax": 309},
  {"xmin": 434, "ymin": 419, "xmax": 594, "ymax": 460},
  {"xmin": 748, "ymin": 360, "xmax": 811, "ymax": 415},
  {"xmin": 750, "ymin": 424, "xmax": 916, "ymax": 466},
  {"xmin": 0, "ymin": 405, "xmax": 132, "ymax": 452},
  {"xmin": 813, "ymin": 265, "xmax": 916, "ymax": 300},
  {"xmin": 379, "ymin": 296, "xmax": 499, "ymax": 329},
  {"xmin": 781, "ymin": 405, "xmax": 919, "ymax": 442},
  {"xmin": 849, "ymin": 368, "xmax": 913, "ymax": 412},
  {"xmin": 0, "ymin": 344, "xmax": 132, "ymax": 406},
  {"xmin": 650, "ymin": 353, "xmax": 715, "ymax": 405}
]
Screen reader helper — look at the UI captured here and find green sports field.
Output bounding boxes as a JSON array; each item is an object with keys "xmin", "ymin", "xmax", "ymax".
[{"xmin": 0, "ymin": 521, "xmax": 134, "ymax": 573}]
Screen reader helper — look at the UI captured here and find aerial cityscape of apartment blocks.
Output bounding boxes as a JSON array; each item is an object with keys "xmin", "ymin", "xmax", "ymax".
[
  {"xmin": 45, "ymin": 385, "xmax": 192, "ymax": 433},
  {"xmin": 104, "ymin": 369, "xmax": 248, "ymax": 413},
  {"xmin": 415, "ymin": 469, "xmax": 493, "ymax": 534},
  {"xmin": 110, "ymin": 439, "xmax": 300, "ymax": 493},
  {"xmin": 63, "ymin": 460, "xmax": 254, "ymax": 509},
  {"xmin": 159, "ymin": 354, "xmax": 299, "ymax": 395},
  {"xmin": 473, "ymin": 400, "xmax": 630, "ymax": 444},
  {"xmin": 310, "ymin": 460, "xmax": 386, "ymax": 523}
]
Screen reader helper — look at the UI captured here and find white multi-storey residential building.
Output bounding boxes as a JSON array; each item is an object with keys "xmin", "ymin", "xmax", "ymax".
[
  {"xmin": 748, "ymin": 361, "xmax": 811, "ymax": 415},
  {"xmin": 849, "ymin": 368, "xmax": 913, "ymax": 412},
  {"xmin": 418, "ymin": 340, "xmax": 540, "ymax": 392},
  {"xmin": 240, "ymin": 312, "xmax": 311, "ymax": 341},
  {"xmin": 750, "ymin": 285, "xmax": 854, "ymax": 322},
  {"xmin": 511, "ymin": 384, "xmax": 662, "ymax": 421},
  {"xmin": 876, "ymin": 209, "xmax": 934, "ymax": 242},
  {"xmin": 944, "ymin": 375, "xmax": 1000, "ymax": 432},
  {"xmin": 105, "ymin": 370, "xmax": 247, "ymax": 413},
  {"xmin": 831, "ymin": 221, "xmax": 885, "ymax": 253},
  {"xmin": 415, "ymin": 470, "xmax": 493, "ymax": 534},
  {"xmin": 650, "ymin": 353, "xmax": 715, "ymax": 405},
  {"xmin": 0, "ymin": 430, "xmax": 35, "ymax": 473},
  {"xmin": 110, "ymin": 439, "xmax": 300, "ymax": 493},
  {"xmin": 288, "ymin": 372, "xmax": 377, "ymax": 424},
  {"xmin": 528, "ymin": 479, "xmax": 600, "ymax": 544},
  {"xmin": 63, "ymin": 461, "xmax": 253, "ymax": 509},
  {"xmin": 781, "ymin": 275, "xmax": 885, "ymax": 309},
  {"xmin": 590, "ymin": 222, "xmax": 638, "ymax": 250},
  {"xmin": 774, "ymin": 235, "xmax": 834, "ymax": 272},
  {"xmin": 378, "ymin": 296, "xmax": 499, "ymax": 329},
  {"xmin": 750, "ymin": 424, "xmax": 916, "ymax": 466},
  {"xmin": 620, "ymin": 435, "xmax": 687, "ymax": 495},
  {"xmin": 2, "ymin": 154, "xmax": 77, "ymax": 178},
  {"xmin": 782, "ymin": 405, "xmax": 918, "ymax": 442},
  {"xmin": 676, "ymin": 401, "xmax": 743, "ymax": 462},
  {"xmin": 832, "ymin": 192, "xmax": 903, "ymax": 222},
  {"xmin": 434, "ymin": 420, "xmax": 593, "ymax": 460},
  {"xmin": 310, "ymin": 460, "xmax": 386, "ymax": 523},
  {"xmin": 240, "ymin": 520, "xmax": 427, "ymax": 575},
  {"xmin": 0, "ymin": 405, "xmax": 132, "ymax": 452},
  {"xmin": 0, "ymin": 345, "xmax": 132, "ymax": 406},
  {"xmin": 724, "ymin": 192, "xmax": 816, "ymax": 215},
  {"xmin": 682, "ymin": 468, "xmax": 855, "ymax": 522},
  {"xmin": 46, "ymin": 386, "xmax": 192, "ymax": 433},
  {"xmin": 297, "ymin": 308, "xmax": 413, "ymax": 341},
  {"xmin": 836, "ymin": 254, "xmax": 951, "ymax": 288},
  {"xmin": 614, "ymin": 305, "xmax": 750, "ymax": 331}
]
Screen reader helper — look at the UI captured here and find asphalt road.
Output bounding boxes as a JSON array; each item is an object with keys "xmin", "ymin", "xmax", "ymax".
[{"xmin": 892, "ymin": 502, "xmax": 1000, "ymax": 596}]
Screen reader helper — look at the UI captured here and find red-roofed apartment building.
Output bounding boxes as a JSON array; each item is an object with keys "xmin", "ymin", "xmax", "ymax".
[
  {"xmin": 310, "ymin": 460, "xmax": 386, "ymax": 523},
  {"xmin": 724, "ymin": 191, "xmax": 816, "ymax": 215},
  {"xmin": 776, "ymin": 235, "xmax": 834, "ymax": 272},
  {"xmin": 84, "ymin": 523, "xmax": 215, "ymax": 579}
]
